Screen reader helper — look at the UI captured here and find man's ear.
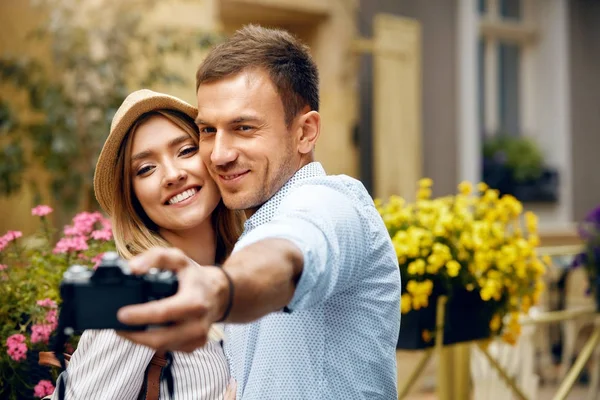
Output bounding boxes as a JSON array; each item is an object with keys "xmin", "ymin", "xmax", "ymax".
[{"xmin": 296, "ymin": 110, "xmax": 320, "ymax": 155}]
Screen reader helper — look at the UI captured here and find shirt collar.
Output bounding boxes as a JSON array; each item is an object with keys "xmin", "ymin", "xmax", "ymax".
[{"xmin": 243, "ymin": 162, "xmax": 326, "ymax": 232}]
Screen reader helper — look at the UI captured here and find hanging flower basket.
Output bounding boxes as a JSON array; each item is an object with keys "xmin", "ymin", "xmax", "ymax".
[{"xmin": 377, "ymin": 179, "xmax": 549, "ymax": 350}]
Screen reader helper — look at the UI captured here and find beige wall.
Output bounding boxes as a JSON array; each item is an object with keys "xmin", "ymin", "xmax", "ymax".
[
  {"xmin": 358, "ymin": 0, "xmax": 458, "ymax": 196},
  {"xmin": 0, "ymin": 1, "xmax": 52, "ymax": 235},
  {"xmin": 569, "ymin": 0, "xmax": 600, "ymax": 222}
]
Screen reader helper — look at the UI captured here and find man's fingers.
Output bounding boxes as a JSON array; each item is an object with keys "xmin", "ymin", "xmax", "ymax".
[
  {"xmin": 117, "ymin": 292, "xmax": 208, "ymax": 326},
  {"xmin": 117, "ymin": 319, "xmax": 209, "ymax": 351},
  {"xmin": 128, "ymin": 247, "xmax": 190, "ymax": 274}
]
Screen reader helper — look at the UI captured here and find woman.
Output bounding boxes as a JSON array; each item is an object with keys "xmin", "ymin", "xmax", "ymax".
[{"xmin": 52, "ymin": 89, "xmax": 243, "ymax": 399}]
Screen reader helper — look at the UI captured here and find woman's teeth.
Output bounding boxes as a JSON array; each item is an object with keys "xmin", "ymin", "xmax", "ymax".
[{"xmin": 168, "ymin": 188, "xmax": 198, "ymax": 205}]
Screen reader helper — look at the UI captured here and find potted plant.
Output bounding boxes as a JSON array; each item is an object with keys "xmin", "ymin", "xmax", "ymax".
[
  {"xmin": 376, "ymin": 179, "xmax": 549, "ymax": 349},
  {"xmin": 0, "ymin": 206, "xmax": 114, "ymax": 400},
  {"xmin": 482, "ymin": 135, "xmax": 558, "ymax": 203},
  {"xmin": 572, "ymin": 204, "xmax": 600, "ymax": 311}
]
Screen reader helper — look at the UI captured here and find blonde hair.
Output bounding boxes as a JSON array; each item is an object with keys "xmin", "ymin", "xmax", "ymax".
[{"xmin": 111, "ymin": 109, "xmax": 244, "ymax": 263}]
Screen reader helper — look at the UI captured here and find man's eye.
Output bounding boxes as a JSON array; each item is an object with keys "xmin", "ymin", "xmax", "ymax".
[
  {"xmin": 200, "ymin": 127, "xmax": 216, "ymax": 134},
  {"xmin": 136, "ymin": 165, "xmax": 154, "ymax": 176},
  {"xmin": 238, "ymin": 125, "xmax": 253, "ymax": 132}
]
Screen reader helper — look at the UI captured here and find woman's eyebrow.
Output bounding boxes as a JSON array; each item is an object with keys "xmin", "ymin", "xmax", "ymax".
[{"xmin": 131, "ymin": 135, "xmax": 191, "ymax": 162}]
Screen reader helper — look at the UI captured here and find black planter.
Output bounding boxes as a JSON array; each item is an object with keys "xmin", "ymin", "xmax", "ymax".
[
  {"xmin": 482, "ymin": 160, "xmax": 559, "ymax": 203},
  {"xmin": 397, "ymin": 288, "xmax": 499, "ymax": 350}
]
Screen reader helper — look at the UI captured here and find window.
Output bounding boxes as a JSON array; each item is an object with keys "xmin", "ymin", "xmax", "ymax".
[{"xmin": 477, "ymin": 0, "xmax": 536, "ymax": 137}]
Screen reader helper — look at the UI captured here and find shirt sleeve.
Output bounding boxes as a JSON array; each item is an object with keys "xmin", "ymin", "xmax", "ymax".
[{"xmin": 234, "ymin": 184, "xmax": 366, "ymax": 311}]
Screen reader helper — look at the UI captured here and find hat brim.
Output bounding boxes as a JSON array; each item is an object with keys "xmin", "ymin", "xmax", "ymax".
[{"xmin": 94, "ymin": 89, "xmax": 197, "ymax": 216}]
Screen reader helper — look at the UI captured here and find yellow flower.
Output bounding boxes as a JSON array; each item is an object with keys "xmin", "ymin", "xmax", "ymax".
[
  {"xmin": 421, "ymin": 329, "xmax": 433, "ymax": 343},
  {"xmin": 418, "ymin": 178, "xmax": 433, "ymax": 188},
  {"xmin": 446, "ymin": 260, "xmax": 461, "ymax": 277},
  {"xmin": 407, "ymin": 259, "xmax": 426, "ymax": 275},
  {"xmin": 528, "ymin": 233, "xmax": 540, "ymax": 247},
  {"xmin": 401, "ymin": 294, "xmax": 412, "ymax": 314},
  {"xmin": 458, "ymin": 181, "xmax": 472, "ymax": 195},
  {"xmin": 407, "ymin": 280, "xmax": 433, "ymax": 310},
  {"xmin": 542, "ymin": 255, "xmax": 552, "ymax": 267},
  {"xmin": 521, "ymin": 295, "xmax": 532, "ymax": 313},
  {"xmin": 489, "ymin": 313, "xmax": 502, "ymax": 332},
  {"xmin": 524, "ymin": 211, "xmax": 538, "ymax": 233},
  {"xmin": 477, "ymin": 182, "xmax": 489, "ymax": 192},
  {"xmin": 502, "ymin": 331, "xmax": 517, "ymax": 345},
  {"xmin": 417, "ymin": 187, "xmax": 432, "ymax": 200}
]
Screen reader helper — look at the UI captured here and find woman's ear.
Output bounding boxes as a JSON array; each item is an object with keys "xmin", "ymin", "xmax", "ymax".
[{"xmin": 296, "ymin": 110, "xmax": 321, "ymax": 155}]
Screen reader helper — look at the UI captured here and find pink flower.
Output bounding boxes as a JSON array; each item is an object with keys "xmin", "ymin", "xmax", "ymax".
[
  {"xmin": 45, "ymin": 309, "xmax": 58, "ymax": 328},
  {"xmin": 31, "ymin": 205, "xmax": 54, "ymax": 217},
  {"xmin": 71, "ymin": 212, "xmax": 104, "ymax": 236},
  {"xmin": 0, "ymin": 264, "xmax": 6, "ymax": 271},
  {"xmin": 31, "ymin": 324, "xmax": 54, "ymax": 344},
  {"xmin": 63, "ymin": 225, "xmax": 80, "ymax": 236},
  {"xmin": 91, "ymin": 253, "xmax": 104, "ymax": 270},
  {"xmin": 6, "ymin": 334, "xmax": 27, "ymax": 362},
  {"xmin": 4, "ymin": 231, "xmax": 22, "ymax": 241},
  {"xmin": 53, "ymin": 236, "xmax": 89, "ymax": 254},
  {"xmin": 37, "ymin": 298, "xmax": 57, "ymax": 308},
  {"xmin": 91, "ymin": 229, "xmax": 113, "ymax": 241},
  {"xmin": 33, "ymin": 380, "xmax": 55, "ymax": 398}
]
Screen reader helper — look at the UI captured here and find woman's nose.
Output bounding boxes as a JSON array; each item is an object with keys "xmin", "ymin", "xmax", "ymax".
[{"xmin": 162, "ymin": 164, "xmax": 187, "ymax": 187}]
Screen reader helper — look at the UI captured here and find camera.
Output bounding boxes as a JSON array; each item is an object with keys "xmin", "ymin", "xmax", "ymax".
[{"xmin": 59, "ymin": 251, "xmax": 178, "ymax": 332}]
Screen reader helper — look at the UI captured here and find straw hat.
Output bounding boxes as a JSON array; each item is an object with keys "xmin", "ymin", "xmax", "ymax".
[{"xmin": 93, "ymin": 89, "xmax": 197, "ymax": 216}]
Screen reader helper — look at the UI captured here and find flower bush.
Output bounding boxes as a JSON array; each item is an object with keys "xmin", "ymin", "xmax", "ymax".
[
  {"xmin": 572, "ymin": 204, "xmax": 600, "ymax": 303},
  {"xmin": 376, "ymin": 179, "xmax": 549, "ymax": 344},
  {"xmin": 0, "ymin": 206, "xmax": 115, "ymax": 399}
]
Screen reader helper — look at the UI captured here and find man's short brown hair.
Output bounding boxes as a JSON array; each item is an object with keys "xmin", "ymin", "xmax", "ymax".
[{"xmin": 196, "ymin": 25, "xmax": 319, "ymax": 126}]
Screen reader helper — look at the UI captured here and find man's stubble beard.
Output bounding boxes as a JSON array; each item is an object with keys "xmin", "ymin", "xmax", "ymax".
[{"xmin": 221, "ymin": 147, "xmax": 298, "ymax": 213}]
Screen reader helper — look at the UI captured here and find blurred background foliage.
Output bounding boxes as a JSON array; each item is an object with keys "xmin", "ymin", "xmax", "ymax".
[{"xmin": 0, "ymin": 0, "xmax": 223, "ymax": 223}]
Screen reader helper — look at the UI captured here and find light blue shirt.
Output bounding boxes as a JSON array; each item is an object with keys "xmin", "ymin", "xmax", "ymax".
[{"xmin": 225, "ymin": 162, "xmax": 401, "ymax": 399}]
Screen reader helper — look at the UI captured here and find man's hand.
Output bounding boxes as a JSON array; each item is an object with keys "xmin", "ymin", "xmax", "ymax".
[{"xmin": 116, "ymin": 247, "xmax": 229, "ymax": 352}]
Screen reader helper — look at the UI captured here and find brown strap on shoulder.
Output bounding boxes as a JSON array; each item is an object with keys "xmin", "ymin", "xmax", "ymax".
[
  {"xmin": 144, "ymin": 352, "xmax": 167, "ymax": 400},
  {"xmin": 39, "ymin": 351, "xmax": 71, "ymax": 368}
]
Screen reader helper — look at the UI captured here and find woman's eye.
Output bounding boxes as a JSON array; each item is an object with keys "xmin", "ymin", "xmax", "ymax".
[
  {"xmin": 179, "ymin": 146, "xmax": 198, "ymax": 156},
  {"xmin": 136, "ymin": 165, "xmax": 154, "ymax": 176}
]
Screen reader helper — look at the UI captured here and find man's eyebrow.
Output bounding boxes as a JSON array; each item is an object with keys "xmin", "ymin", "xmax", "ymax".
[
  {"xmin": 231, "ymin": 115, "xmax": 261, "ymax": 124},
  {"xmin": 195, "ymin": 115, "xmax": 262, "ymax": 126}
]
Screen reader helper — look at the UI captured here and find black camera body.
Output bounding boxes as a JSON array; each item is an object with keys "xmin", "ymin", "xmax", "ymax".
[{"xmin": 59, "ymin": 251, "xmax": 178, "ymax": 332}]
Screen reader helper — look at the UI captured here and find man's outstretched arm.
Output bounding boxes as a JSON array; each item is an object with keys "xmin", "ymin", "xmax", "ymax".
[{"xmin": 116, "ymin": 238, "xmax": 303, "ymax": 352}]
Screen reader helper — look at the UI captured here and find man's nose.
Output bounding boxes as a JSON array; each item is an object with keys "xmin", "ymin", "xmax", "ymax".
[{"xmin": 211, "ymin": 132, "xmax": 238, "ymax": 166}]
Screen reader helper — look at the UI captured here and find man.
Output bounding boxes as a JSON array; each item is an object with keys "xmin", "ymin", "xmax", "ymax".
[{"xmin": 118, "ymin": 25, "xmax": 401, "ymax": 399}]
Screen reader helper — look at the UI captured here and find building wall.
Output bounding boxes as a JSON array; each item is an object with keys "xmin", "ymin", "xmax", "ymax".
[
  {"xmin": 569, "ymin": 0, "xmax": 600, "ymax": 222},
  {"xmin": 358, "ymin": 0, "xmax": 458, "ymax": 196}
]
